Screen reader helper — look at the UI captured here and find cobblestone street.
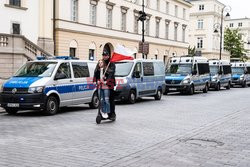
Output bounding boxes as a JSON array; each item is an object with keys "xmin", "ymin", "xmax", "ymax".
[{"xmin": 0, "ymin": 88, "xmax": 250, "ymax": 167}]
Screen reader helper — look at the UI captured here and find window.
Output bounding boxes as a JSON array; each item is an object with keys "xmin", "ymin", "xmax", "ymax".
[
  {"xmin": 89, "ymin": 49, "xmax": 95, "ymax": 61},
  {"xmin": 175, "ymin": 5, "xmax": 178, "ymax": 17},
  {"xmin": 166, "ymin": 2, "xmax": 169, "ymax": 14},
  {"xmin": 134, "ymin": 53, "xmax": 137, "ymax": 59},
  {"xmin": 183, "ymin": 8, "xmax": 186, "ymax": 19},
  {"xmin": 9, "ymin": 0, "xmax": 21, "ymax": 7},
  {"xmin": 90, "ymin": 2, "xmax": 97, "ymax": 25},
  {"xmin": 72, "ymin": 62, "xmax": 90, "ymax": 78},
  {"xmin": 223, "ymin": 65, "xmax": 232, "ymax": 74},
  {"xmin": 70, "ymin": 48, "xmax": 76, "ymax": 57},
  {"xmin": 199, "ymin": 4, "xmax": 204, "ymax": 11},
  {"xmin": 146, "ymin": 0, "xmax": 150, "ymax": 8},
  {"xmin": 134, "ymin": 15, "xmax": 139, "ymax": 33},
  {"xmin": 143, "ymin": 62, "xmax": 154, "ymax": 76},
  {"xmin": 71, "ymin": 0, "xmax": 78, "ymax": 22},
  {"xmin": 56, "ymin": 63, "xmax": 71, "ymax": 79},
  {"xmin": 182, "ymin": 25, "xmax": 186, "ymax": 42},
  {"xmin": 165, "ymin": 21, "xmax": 169, "ymax": 39},
  {"xmin": 238, "ymin": 22, "xmax": 243, "ymax": 27},
  {"xmin": 198, "ymin": 19, "xmax": 203, "ymax": 29},
  {"xmin": 229, "ymin": 23, "xmax": 234, "ymax": 27},
  {"xmin": 145, "ymin": 18, "xmax": 150, "ymax": 36},
  {"xmin": 121, "ymin": 10, "xmax": 127, "ymax": 31},
  {"xmin": 155, "ymin": 55, "xmax": 158, "ymax": 59},
  {"xmin": 197, "ymin": 37, "xmax": 203, "ymax": 49},
  {"xmin": 247, "ymin": 67, "xmax": 250, "ymax": 74},
  {"xmin": 106, "ymin": 8, "xmax": 113, "ymax": 29},
  {"xmin": 133, "ymin": 62, "xmax": 142, "ymax": 75},
  {"xmin": 12, "ymin": 23, "xmax": 20, "ymax": 34},
  {"xmin": 156, "ymin": 20, "xmax": 160, "ymax": 38},
  {"xmin": 198, "ymin": 63, "xmax": 209, "ymax": 75},
  {"xmin": 157, "ymin": 0, "xmax": 160, "ymax": 11},
  {"xmin": 174, "ymin": 23, "xmax": 178, "ymax": 41}
]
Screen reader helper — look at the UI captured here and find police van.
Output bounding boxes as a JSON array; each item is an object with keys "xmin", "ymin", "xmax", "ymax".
[
  {"xmin": 209, "ymin": 59, "xmax": 232, "ymax": 90},
  {"xmin": 165, "ymin": 56, "xmax": 210, "ymax": 95},
  {"xmin": 0, "ymin": 56, "xmax": 99, "ymax": 115},
  {"xmin": 114, "ymin": 59, "xmax": 165, "ymax": 104},
  {"xmin": 231, "ymin": 61, "xmax": 250, "ymax": 87}
]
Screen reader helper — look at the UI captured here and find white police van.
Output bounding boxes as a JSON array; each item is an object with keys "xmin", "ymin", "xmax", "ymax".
[
  {"xmin": 165, "ymin": 56, "xmax": 210, "ymax": 95},
  {"xmin": 209, "ymin": 59, "xmax": 232, "ymax": 90},
  {"xmin": 114, "ymin": 59, "xmax": 165, "ymax": 104},
  {"xmin": 231, "ymin": 61, "xmax": 250, "ymax": 87},
  {"xmin": 0, "ymin": 56, "xmax": 99, "ymax": 115}
]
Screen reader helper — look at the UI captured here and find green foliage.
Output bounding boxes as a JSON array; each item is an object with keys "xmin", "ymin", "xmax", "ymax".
[
  {"xmin": 188, "ymin": 46, "xmax": 196, "ymax": 56},
  {"xmin": 224, "ymin": 28, "xmax": 247, "ymax": 59}
]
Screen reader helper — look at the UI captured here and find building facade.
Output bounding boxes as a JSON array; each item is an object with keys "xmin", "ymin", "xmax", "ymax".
[
  {"xmin": 225, "ymin": 18, "xmax": 250, "ymax": 58},
  {"xmin": 188, "ymin": 0, "xmax": 230, "ymax": 60},
  {"xmin": 54, "ymin": 0, "xmax": 192, "ymax": 62}
]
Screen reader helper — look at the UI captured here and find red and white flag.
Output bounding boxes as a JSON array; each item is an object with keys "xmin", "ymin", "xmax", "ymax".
[{"xmin": 110, "ymin": 44, "xmax": 135, "ymax": 62}]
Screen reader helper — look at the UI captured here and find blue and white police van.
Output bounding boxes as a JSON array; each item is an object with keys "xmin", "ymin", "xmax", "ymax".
[
  {"xmin": 165, "ymin": 56, "xmax": 210, "ymax": 95},
  {"xmin": 0, "ymin": 56, "xmax": 98, "ymax": 115},
  {"xmin": 114, "ymin": 59, "xmax": 165, "ymax": 104},
  {"xmin": 209, "ymin": 59, "xmax": 232, "ymax": 90},
  {"xmin": 231, "ymin": 61, "xmax": 250, "ymax": 87}
]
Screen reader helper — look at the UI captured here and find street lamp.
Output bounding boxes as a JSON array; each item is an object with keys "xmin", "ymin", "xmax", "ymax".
[{"xmin": 213, "ymin": 6, "xmax": 231, "ymax": 60}]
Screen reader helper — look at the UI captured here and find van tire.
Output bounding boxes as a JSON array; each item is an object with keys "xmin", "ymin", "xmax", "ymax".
[
  {"xmin": 128, "ymin": 90, "xmax": 136, "ymax": 104},
  {"xmin": 187, "ymin": 85, "xmax": 194, "ymax": 95},
  {"xmin": 5, "ymin": 108, "xmax": 18, "ymax": 115},
  {"xmin": 154, "ymin": 89, "xmax": 162, "ymax": 100},
  {"xmin": 226, "ymin": 82, "xmax": 231, "ymax": 90},
  {"xmin": 203, "ymin": 84, "xmax": 208, "ymax": 93},
  {"xmin": 215, "ymin": 83, "xmax": 220, "ymax": 91},
  {"xmin": 89, "ymin": 91, "xmax": 99, "ymax": 109},
  {"xmin": 43, "ymin": 96, "xmax": 59, "ymax": 116}
]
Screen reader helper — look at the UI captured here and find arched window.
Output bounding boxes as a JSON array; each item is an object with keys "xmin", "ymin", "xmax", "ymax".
[
  {"xmin": 69, "ymin": 40, "xmax": 78, "ymax": 57},
  {"xmin": 89, "ymin": 42, "xmax": 96, "ymax": 61}
]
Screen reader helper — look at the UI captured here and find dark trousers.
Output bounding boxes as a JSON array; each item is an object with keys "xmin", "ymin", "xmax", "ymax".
[{"xmin": 109, "ymin": 89, "xmax": 116, "ymax": 115}]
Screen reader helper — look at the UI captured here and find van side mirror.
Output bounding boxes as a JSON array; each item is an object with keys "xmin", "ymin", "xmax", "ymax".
[
  {"xmin": 192, "ymin": 70, "xmax": 197, "ymax": 75},
  {"xmin": 133, "ymin": 71, "xmax": 141, "ymax": 78},
  {"xmin": 55, "ymin": 73, "xmax": 67, "ymax": 80}
]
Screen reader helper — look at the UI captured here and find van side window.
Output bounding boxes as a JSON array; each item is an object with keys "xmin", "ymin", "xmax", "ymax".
[
  {"xmin": 56, "ymin": 63, "xmax": 71, "ymax": 78},
  {"xmin": 134, "ymin": 62, "xmax": 142, "ymax": 75},
  {"xmin": 247, "ymin": 67, "xmax": 250, "ymax": 74},
  {"xmin": 198, "ymin": 63, "xmax": 209, "ymax": 75},
  {"xmin": 143, "ymin": 62, "xmax": 154, "ymax": 76},
  {"xmin": 223, "ymin": 65, "xmax": 232, "ymax": 74},
  {"xmin": 72, "ymin": 62, "xmax": 90, "ymax": 78}
]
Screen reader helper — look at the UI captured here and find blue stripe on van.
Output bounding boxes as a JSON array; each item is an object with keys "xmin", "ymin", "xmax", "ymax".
[{"xmin": 44, "ymin": 84, "xmax": 95, "ymax": 94}]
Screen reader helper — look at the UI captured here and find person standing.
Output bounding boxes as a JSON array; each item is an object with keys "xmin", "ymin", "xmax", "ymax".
[{"xmin": 94, "ymin": 50, "xmax": 116, "ymax": 120}]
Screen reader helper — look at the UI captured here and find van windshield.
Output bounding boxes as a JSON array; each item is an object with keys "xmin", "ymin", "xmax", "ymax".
[
  {"xmin": 232, "ymin": 67, "xmax": 244, "ymax": 74},
  {"xmin": 114, "ymin": 62, "xmax": 134, "ymax": 77},
  {"xmin": 14, "ymin": 62, "xmax": 57, "ymax": 77},
  {"xmin": 166, "ymin": 64, "xmax": 192, "ymax": 75},
  {"xmin": 210, "ymin": 66, "xmax": 219, "ymax": 75}
]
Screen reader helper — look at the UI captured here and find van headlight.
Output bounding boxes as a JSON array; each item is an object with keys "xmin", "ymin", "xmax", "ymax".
[
  {"xmin": 240, "ymin": 75, "xmax": 244, "ymax": 80},
  {"xmin": 182, "ymin": 78, "xmax": 191, "ymax": 84},
  {"xmin": 28, "ymin": 86, "xmax": 44, "ymax": 93},
  {"xmin": 212, "ymin": 77, "xmax": 218, "ymax": 82}
]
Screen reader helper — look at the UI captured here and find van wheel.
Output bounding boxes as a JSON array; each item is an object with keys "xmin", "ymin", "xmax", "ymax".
[
  {"xmin": 89, "ymin": 91, "xmax": 99, "ymax": 109},
  {"xmin": 187, "ymin": 85, "xmax": 194, "ymax": 95},
  {"xmin": 154, "ymin": 89, "xmax": 162, "ymax": 100},
  {"xmin": 128, "ymin": 90, "xmax": 136, "ymax": 104},
  {"xmin": 203, "ymin": 84, "xmax": 208, "ymax": 93},
  {"xmin": 215, "ymin": 83, "xmax": 220, "ymax": 91},
  {"xmin": 226, "ymin": 82, "xmax": 231, "ymax": 90},
  {"xmin": 5, "ymin": 108, "xmax": 18, "ymax": 115},
  {"xmin": 43, "ymin": 96, "xmax": 59, "ymax": 116}
]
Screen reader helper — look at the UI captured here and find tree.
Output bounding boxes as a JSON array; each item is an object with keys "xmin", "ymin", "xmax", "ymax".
[
  {"xmin": 188, "ymin": 46, "xmax": 196, "ymax": 56},
  {"xmin": 224, "ymin": 28, "xmax": 246, "ymax": 59}
]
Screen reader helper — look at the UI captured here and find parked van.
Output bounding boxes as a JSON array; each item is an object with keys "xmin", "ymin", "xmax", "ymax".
[
  {"xmin": 114, "ymin": 59, "xmax": 165, "ymax": 104},
  {"xmin": 231, "ymin": 61, "xmax": 250, "ymax": 87},
  {"xmin": 0, "ymin": 56, "xmax": 99, "ymax": 115},
  {"xmin": 165, "ymin": 56, "xmax": 210, "ymax": 95},
  {"xmin": 209, "ymin": 59, "xmax": 232, "ymax": 90}
]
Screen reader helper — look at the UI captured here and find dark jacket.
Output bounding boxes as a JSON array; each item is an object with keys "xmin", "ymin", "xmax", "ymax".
[{"xmin": 93, "ymin": 62, "xmax": 116, "ymax": 89}]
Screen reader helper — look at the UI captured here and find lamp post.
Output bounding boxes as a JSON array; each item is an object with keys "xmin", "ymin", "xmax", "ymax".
[{"xmin": 213, "ymin": 6, "xmax": 231, "ymax": 60}]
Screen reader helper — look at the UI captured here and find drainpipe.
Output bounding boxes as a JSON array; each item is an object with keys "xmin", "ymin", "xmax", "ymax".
[{"xmin": 53, "ymin": 0, "xmax": 56, "ymax": 56}]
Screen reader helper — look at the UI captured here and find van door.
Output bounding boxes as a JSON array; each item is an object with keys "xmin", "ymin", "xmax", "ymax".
[
  {"xmin": 71, "ymin": 62, "xmax": 91, "ymax": 105},
  {"xmin": 54, "ymin": 62, "xmax": 73, "ymax": 106},
  {"xmin": 142, "ymin": 62, "xmax": 155, "ymax": 96},
  {"xmin": 132, "ymin": 62, "xmax": 144, "ymax": 97},
  {"xmin": 192, "ymin": 63, "xmax": 200, "ymax": 90}
]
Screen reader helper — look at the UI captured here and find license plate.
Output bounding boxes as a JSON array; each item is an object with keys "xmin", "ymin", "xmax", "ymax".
[
  {"xmin": 169, "ymin": 88, "xmax": 177, "ymax": 91},
  {"xmin": 7, "ymin": 103, "xmax": 19, "ymax": 107}
]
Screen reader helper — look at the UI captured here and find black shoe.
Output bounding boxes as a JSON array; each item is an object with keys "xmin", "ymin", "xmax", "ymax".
[{"xmin": 109, "ymin": 113, "xmax": 116, "ymax": 121}]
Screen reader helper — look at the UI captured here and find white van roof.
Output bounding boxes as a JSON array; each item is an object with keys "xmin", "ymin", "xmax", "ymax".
[
  {"xmin": 231, "ymin": 62, "xmax": 246, "ymax": 67},
  {"xmin": 245, "ymin": 62, "xmax": 250, "ymax": 67},
  {"xmin": 170, "ymin": 56, "xmax": 208, "ymax": 64},
  {"xmin": 209, "ymin": 59, "xmax": 230, "ymax": 66}
]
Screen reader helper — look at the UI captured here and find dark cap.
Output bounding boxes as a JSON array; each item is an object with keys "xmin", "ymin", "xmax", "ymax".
[{"xmin": 102, "ymin": 50, "xmax": 110, "ymax": 56}]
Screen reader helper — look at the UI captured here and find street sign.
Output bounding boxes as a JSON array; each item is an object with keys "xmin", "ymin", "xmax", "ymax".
[{"xmin": 138, "ymin": 42, "xmax": 149, "ymax": 54}]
